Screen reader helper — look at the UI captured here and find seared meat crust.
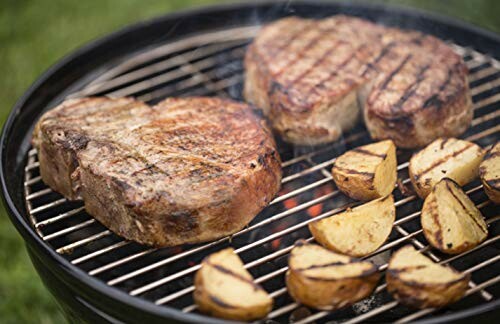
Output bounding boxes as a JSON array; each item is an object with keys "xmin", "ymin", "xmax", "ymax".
[
  {"xmin": 244, "ymin": 16, "xmax": 471, "ymax": 147},
  {"xmin": 33, "ymin": 97, "xmax": 282, "ymax": 246}
]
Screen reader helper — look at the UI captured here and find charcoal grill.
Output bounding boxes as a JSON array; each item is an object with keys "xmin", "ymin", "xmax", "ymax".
[{"xmin": 1, "ymin": 1, "xmax": 500, "ymax": 323}]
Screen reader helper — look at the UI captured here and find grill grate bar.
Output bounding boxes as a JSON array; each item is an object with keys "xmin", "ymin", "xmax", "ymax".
[
  {"xmin": 83, "ymin": 26, "xmax": 259, "ymax": 88},
  {"xmin": 470, "ymin": 76, "xmax": 500, "ymax": 96},
  {"xmin": 89, "ymin": 248, "xmax": 156, "ymax": 276},
  {"xmin": 469, "ymin": 66, "xmax": 499, "ymax": 82},
  {"xmin": 24, "ymin": 175, "xmax": 42, "ymax": 186},
  {"xmin": 70, "ymin": 40, "xmax": 247, "ymax": 98},
  {"xmin": 71, "ymin": 241, "xmax": 130, "ymax": 265},
  {"xmin": 282, "ymin": 132, "xmax": 366, "ymax": 168},
  {"xmin": 106, "ymin": 47, "xmax": 244, "ymax": 98},
  {"xmin": 25, "ymin": 188, "xmax": 52, "ymax": 200},
  {"xmin": 29, "ymin": 198, "xmax": 67, "ymax": 215},
  {"xmin": 138, "ymin": 73, "xmax": 243, "ymax": 102},
  {"xmin": 56, "ymin": 230, "xmax": 111, "ymax": 254},
  {"xmin": 35, "ymin": 207, "xmax": 85, "ymax": 228},
  {"xmin": 42, "ymin": 219, "xmax": 96, "ymax": 241},
  {"xmin": 25, "ymin": 161, "xmax": 39, "ymax": 171}
]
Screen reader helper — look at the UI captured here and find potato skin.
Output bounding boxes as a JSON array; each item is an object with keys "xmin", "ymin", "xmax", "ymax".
[
  {"xmin": 386, "ymin": 269, "xmax": 469, "ymax": 309},
  {"xmin": 193, "ymin": 267, "xmax": 272, "ymax": 321},
  {"xmin": 286, "ymin": 268, "xmax": 380, "ymax": 310},
  {"xmin": 482, "ymin": 180, "xmax": 500, "ymax": 204},
  {"xmin": 332, "ymin": 169, "xmax": 376, "ymax": 201},
  {"xmin": 479, "ymin": 142, "xmax": 500, "ymax": 204}
]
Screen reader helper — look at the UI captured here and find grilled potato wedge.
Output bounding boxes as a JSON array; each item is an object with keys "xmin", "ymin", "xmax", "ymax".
[
  {"xmin": 309, "ymin": 195, "xmax": 395, "ymax": 257},
  {"xmin": 387, "ymin": 245, "xmax": 469, "ymax": 309},
  {"xmin": 332, "ymin": 140, "xmax": 397, "ymax": 201},
  {"xmin": 194, "ymin": 248, "xmax": 273, "ymax": 321},
  {"xmin": 286, "ymin": 241, "xmax": 379, "ymax": 310},
  {"xmin": 409, "ymin": 138, "xmax": 484, "ymax": 198},
  {"xmin": 479, "ymin": 142, "xmax": 500, "ymax": 204},
  {"xmin": 421, "ymin": 178, "xmax": 488, "ymax": 254}
]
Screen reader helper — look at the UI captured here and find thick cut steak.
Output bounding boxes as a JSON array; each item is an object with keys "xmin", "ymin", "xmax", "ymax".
[
  {"xmin": 244, "ymin": 16, "xmax": 472, "ymax": 148},
  {"xmin": 33, "ymin": 97, "xmax": 282, "ymax": 246}
]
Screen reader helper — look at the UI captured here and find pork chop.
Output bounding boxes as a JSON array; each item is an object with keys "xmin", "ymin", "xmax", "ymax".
[
  {"xmin": 244, "ymin": 16, "xmax": 472, "ymax": 148},
  {"xmin": 32, "ymin": 97, "xmax": 282, "ymax": 246}
]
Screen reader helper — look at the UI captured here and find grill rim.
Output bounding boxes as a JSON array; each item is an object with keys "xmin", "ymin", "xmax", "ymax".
[{"xmin": 2, "ymin": 1, "xmax": 500, "ymax": 323}]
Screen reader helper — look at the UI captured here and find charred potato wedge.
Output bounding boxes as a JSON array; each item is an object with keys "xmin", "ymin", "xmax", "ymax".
[
  {"xmin": 387, "ymin": 245, "xmax": 469, "ymax": 309},
  {"xmin": 332, "ymin": 140, "xmax": 397, "ymax": 201},
  {"xmin": 479, "ymin": 142, "xmax": 500, "ymax": 204},
  {"xmin": 286, "ymin": 241, "xmax": 379, "ymax": 310},
  {"xmin": 409, "ymin": 138, "xmax": 484, "ymax": 198},
  {"xmin": 309, "ymin": 195, "xmax": 395, "ymax": 257},
  {"xmin": 421, "ymin": 178, "xmax": 488, "ymax": 254},
  {"xmin": 194, "ymin": 248, "xmax": 272, "ymax": 321}
]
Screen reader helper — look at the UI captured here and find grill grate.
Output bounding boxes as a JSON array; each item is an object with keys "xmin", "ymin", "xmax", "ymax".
[{"xmin": 24, "ymin": 26, "xmax": 499, "ymax": 323}]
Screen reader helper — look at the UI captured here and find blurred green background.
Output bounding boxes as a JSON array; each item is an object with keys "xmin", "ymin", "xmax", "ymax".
[{"xmin": 1, "ymin": 0, "xmax": 499, "ymax": 323}]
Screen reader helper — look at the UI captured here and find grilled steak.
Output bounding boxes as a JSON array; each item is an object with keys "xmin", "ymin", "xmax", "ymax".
[
  {"xmin": 32, "ymin": 97, "xmax": 282, "ymax": 246},
  {"xmin": 244, "ymin": 16, "xmax": 472, "ymax": 148}
]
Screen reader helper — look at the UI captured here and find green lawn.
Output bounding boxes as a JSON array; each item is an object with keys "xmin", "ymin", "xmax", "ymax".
[{"xmin": 0, "ymin": 1, "xmax": 499, "ymax": 323}]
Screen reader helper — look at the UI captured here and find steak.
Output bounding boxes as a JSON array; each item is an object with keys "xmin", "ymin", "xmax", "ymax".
[
  {"xmin": 32, "ymin": 97, "xmax": 282, "ymax": 247},
  {"xmin": 244, "ymin": 16, "xmax": 472, "ymax": 148}
]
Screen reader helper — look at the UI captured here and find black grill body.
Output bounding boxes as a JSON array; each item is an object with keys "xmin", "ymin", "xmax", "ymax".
[{"xmin": 1, "ymin": 1, "xmax": 499, "ymax": 323}]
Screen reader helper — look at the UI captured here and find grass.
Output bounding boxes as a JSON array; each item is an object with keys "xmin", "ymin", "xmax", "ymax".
[{"xmin": 0, "ymin": 1, "xmax": 498, "ymax": 323}]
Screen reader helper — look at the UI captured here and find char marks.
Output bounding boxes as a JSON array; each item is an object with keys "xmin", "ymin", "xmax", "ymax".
[
  {"xmin": 285, "ymin": 40, "xmax": 343, "ymax": 89},
  {"xmin": 295, "ymin": 261, "xmax": 346, "ymax": 271},
  {"xmin": 208, "ymin": 263, "xmax": 263, "ymax": 291},
  {"xmin": 351, "ymin": 147, "xmax": 387, "ymax": 159},
  {"xmin": 333, "ymin": 165, "xmax": 375, "ymax": 177},
  {"xmin": 274, "ymin": 26, "xmax": 338, "ymax": 78},
  {"xmin": 423, "ymin": 63, "xmax": 457, "ymax": 109},
  {"xmin": 378, "ymin": 54, "xmax": 413, "ymax": 92},
  {"xmin": 266, "ymin": 20, "xmax": 316, "ymax": 58},
  {"xmin": 392, "ymin": 64, "xmax": 431, "ymax": 112},
  {"xmin": 414, "ymin": 143, "xmax": 475, "ymax": 179},
  {"xmin": 361, "ymin": 41, "xmax": 396, "ymax": 77},
  {"xmin": 445, "ymin": 181, "xmax": 488, "ymax": 233},
  {"xmin": 304, "ymin": 43, "xmax": 365, "ymax": 98}
]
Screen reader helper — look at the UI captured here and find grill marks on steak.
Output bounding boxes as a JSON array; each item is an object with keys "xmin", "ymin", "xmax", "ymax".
[
  {"xmin": 33, "ymin": 97, "xmax": 282, "ymax": 246},
  {"xmin": 244, "ymin": 16, "xmax": 472, "ymax": 147}
]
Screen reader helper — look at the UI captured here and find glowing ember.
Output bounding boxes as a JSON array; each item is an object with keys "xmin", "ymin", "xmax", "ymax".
[{"xmin": 306, "ymin": 185, "xmax": 335, "ymax": 218}]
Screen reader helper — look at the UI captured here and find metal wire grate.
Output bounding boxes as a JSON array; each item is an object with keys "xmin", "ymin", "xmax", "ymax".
[{"xmin": 24, "ymin": 25, "xmax": 499, "ymax": 323}]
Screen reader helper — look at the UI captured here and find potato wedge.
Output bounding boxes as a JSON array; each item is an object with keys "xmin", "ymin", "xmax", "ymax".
[
  {"xmin": 409, "ymin": 138, "xmax": 484, "ymax": 198},
  {"xmin": 421, "ymin": 178, "xmax": 488, "ymax": 254},
  {"xmin": 332, "ymin": 140, "xmax": 397, "ymax": 201},
  {"xmin": 286, "ymin": 241, "xmax": 379, "ymax": 310},
  {"xmin": 194, "ymin": 248, "xmax": 272, "ymax": 321},
  {"xmin": 386, "ymin": 245, "xmax": 469, "ymax": 309},
  {"xmin": 479, "ymin": 141, "xmax": 500, "ymax": 204},
  {"xmin": 309, "ymin": 195, "xmax": 395, "ymax": 257}
]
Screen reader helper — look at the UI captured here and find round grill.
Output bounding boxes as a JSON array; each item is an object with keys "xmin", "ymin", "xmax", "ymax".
[{"xmin": 3, "ymin": 2, "xmax": 500, "ymax": 323}]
